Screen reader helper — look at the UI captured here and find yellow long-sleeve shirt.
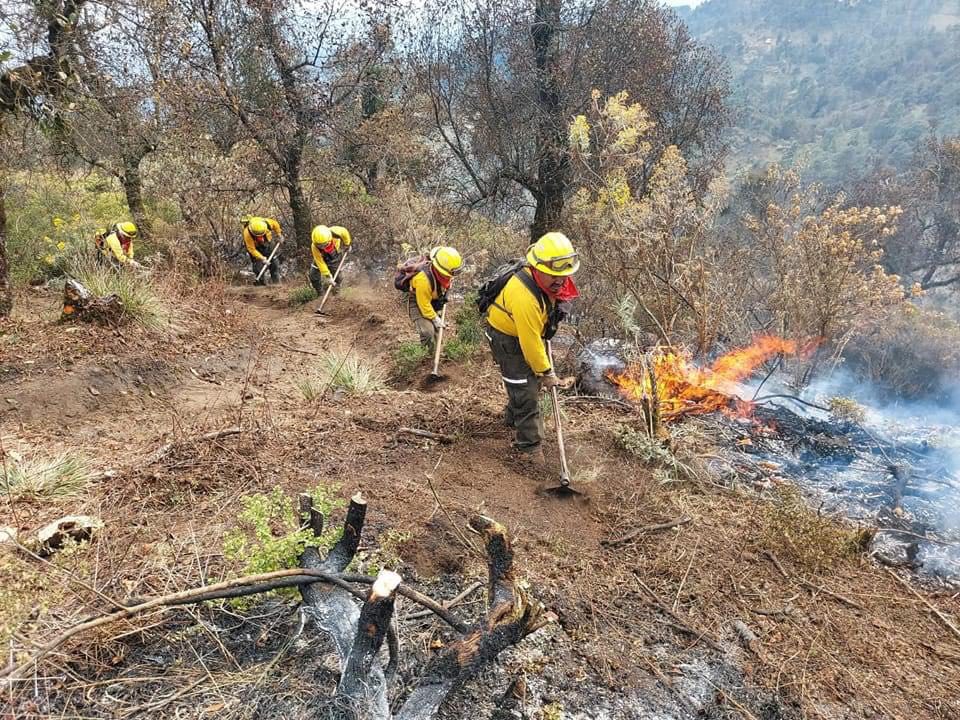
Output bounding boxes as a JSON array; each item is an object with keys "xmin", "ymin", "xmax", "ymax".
[
  {"xmin": 102, "ymin": 232, "xmax": 134, "ymax": 263},
  {"xmin": 311, "ymin": 230, "xmax": 351, "ymax": 278},
  {"xmin": 486, "ymin": 268, "xmax": 552, "ymax": 375},
  {"xmin": 409, "ymin": 270, "xmax": 440, "ymax": 321},
  {"xmin": 243, "ymin": 217, "xmax": 282, "ymax": 261}
]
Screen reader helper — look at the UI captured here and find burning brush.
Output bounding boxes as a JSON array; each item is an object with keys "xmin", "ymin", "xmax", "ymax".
[{"xmin": 607, "ymin": 336, "xmax": 810, "ymax": 424}]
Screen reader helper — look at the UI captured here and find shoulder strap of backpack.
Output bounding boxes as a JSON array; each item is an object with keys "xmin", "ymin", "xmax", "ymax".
[
  {"xmin": 491, "ymin": 266, "xmax": 548, "ymax": 317},
  {"xmin": 513, "ymin": 268, "xmax": 548, "ymax": 311}
]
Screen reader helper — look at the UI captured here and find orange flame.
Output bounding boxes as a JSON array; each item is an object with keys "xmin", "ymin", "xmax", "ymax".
[{"xmin": 607, "ymin": 336, "xmax": 805, "ymax": 421}]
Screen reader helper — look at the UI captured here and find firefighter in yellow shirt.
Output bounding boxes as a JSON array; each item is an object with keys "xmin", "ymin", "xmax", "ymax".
[
  {"xmin": 408, "ymin": 246, "xmax": 463, "ymax": 347},
  {"xmin": 484, "ymin": 232, "xmax": 579, "ymax": 461},
  {"xmin": 95, "ymin": 222, "xmax": 140, "ymax": 268},
  {"xmin": 309, "ymin": 225, "xmax": 352, "ymax": 296},
  {"xmin": 242, "ymin": 216, "xmax": 283, "ymax": 285}
]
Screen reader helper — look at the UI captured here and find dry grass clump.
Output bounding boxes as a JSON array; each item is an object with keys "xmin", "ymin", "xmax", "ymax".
[
  {"xmin": 760, "ymin": 484, "xmax": 871, "ymax": 572},
  {"xmin": 1, "ymin": 451, "xmax": 94, "ymax": 502},
  {"xmin": 69, "ymin": 253, "xmax": 174, "ymax": 333},
  {"xmin": 319, "ymin": 350, "xmax": 387, "ymax": 395}
]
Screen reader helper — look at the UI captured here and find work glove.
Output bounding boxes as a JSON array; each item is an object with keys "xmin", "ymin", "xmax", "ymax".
[
  {"xmin": 432, "ymin": 316, "xmax": 446, "ymax": 331},
  {"xmin": 323, "ymin": 276, "xmax": 337, "ymax": 288},
  {"xmin": 539, "ymin": 372, "xmax": 573, "ymax": 392},
  {"xmin": 127, "ymin": 259, "xmax": 143, "ymax": 270}
]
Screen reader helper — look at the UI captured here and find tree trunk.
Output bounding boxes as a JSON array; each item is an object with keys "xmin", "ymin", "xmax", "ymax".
[
  {"xmin": 285, "ymin": 148, "xmax": 313, "ymax": 248},
  {"xmin": 530, "ymin": 0, "xmax": 569, "ymax": 241},
  {"xmin": 121, "ymin": 155, "xmax": 150, "ymax": 239},
  {"xmin": 0, "ymin": 177, "xmax": 11, "ymax": 318}
]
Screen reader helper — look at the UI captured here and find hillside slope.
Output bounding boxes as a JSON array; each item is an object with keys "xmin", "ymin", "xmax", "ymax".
[
  {"xmin": 683, "ymin": 0, "xmax": 960, "ymax": 184},
  {"xmin": 1, "ymin": 276, "xmax": 958, "ymax": 718}
]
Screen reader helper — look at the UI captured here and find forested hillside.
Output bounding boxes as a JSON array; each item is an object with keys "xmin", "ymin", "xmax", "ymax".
[{"xmin": 682, "ymin": 0, "xmax": 960, "ymax": 184}]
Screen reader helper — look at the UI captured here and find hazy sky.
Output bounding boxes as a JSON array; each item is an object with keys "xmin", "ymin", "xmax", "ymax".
[{"xmin": 663, "ymin": 0, "xmax": 705, "ymax": 6}]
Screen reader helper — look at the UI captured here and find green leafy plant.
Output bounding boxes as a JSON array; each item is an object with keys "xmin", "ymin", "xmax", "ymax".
[
  {"xmin": 443, "ymin": 293, "xmax": 485, "ymax": 361},
  {"xmin": 320, "ymin": 350, "xmax": 387, "ymax": 394},
  {"xmin": 288, "ymin": 285, "xmax": 318, "ymax": 306},
  {"xmin": 352, "ymin": 528, "xmax": 411, "ymax": 576},
  {"xmin": 223, "ymin": 484, "xmax": 345, "ymax": 599},
  {"xmin": 392, "ymin": 341, "xmax": 430, "ymax": 378}
]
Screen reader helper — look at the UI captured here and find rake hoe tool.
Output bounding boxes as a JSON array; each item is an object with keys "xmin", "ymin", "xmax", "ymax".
[
  {"xmin": 543, "ymin": 340, "xmax": 584, "ymax": 498},
  {"xmin": 254, "ymin": 239, "xmax": 283, "ymax": 284},
  {"xmin": 315, "ymin": 248, "xmax": 350, "ymax": 315},
  {"xmin": 425, "ymin": 304, "xmax": 448, "ymax": 385}
]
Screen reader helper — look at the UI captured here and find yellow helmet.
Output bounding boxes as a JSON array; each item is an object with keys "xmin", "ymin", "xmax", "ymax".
[
  {"xmin": 330, "ymin": 226, "xmax": 351, "ymax": 246},
  {"xmin": 118, "ymin": 221, "xmax": 138, "ymax": 238},
  {"xmin": 430, "ymin": 246, "xmax": 463, "ymax": 278},
  {"xmin": 526, "ymin": 231, "xmax": 579, "ymax": 276},
  {"xmin": 248, "ymin": 218, "xmax": 269, "ymax": 237},
  {"xmin": 311, "ymin": 225, "xmax": 333, "ymax": 247}
]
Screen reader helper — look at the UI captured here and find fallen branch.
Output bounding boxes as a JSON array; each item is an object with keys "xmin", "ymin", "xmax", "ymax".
[
  {"xmin": 886, "ymin": 568, "xmax": 960, "ymax": 643},
  {"xmin": 403, "ymin": 581, "xmax": 483, "ymax": 621},
  {"xmin": 397, "ymin": 427, "xmax": 453, "ymax": 444},
  {"xmin": 753, "ymin": 394, "xmax": 830, "ymax": 413},
  {"xmin": 278, "ymin": 340, "xmax": 325, "ymax": 357},
  {"xmin": 145, "ymin": 427, "xmax": 242, "ymax": 466},
  {"xmin": 564, "ymin": 395, "xmax": 635, "ymax": 411},
  {"xmin": 1, "ymin": 565, "xmax": 471, "ymax": 682},
  {"xmin": 601, "ymin": 517, "xmax": 692, "ymax": 548},
  {"xmin": 797, "ymin": 579, "xmax": 865, "ymax": 611},
  {"xmin": 634, "ymin": 575, "xmax": 725, "ymax": 654}
]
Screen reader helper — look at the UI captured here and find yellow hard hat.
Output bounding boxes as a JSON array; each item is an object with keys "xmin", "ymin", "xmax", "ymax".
[
  {"xmin": 311, "ymin": 225, "xmax": 333, "ymax": 247},
  {"xmin": 118, "ymin": 221, "xmax": 138, "ymax": 238},
  {"xmin": 430, "ymin": 246, "xmax": 463, "ymax": 278},
  {"xmin": 526, "ymin": 231, "xmax": 579, "ymax": 276},
  {"xmin": 248, "ymin": 218, "xmax": 269, "ymax": 237},
  {"xmin": 330, "ymin": 226, "xmax": 351, "ymax": 245}
]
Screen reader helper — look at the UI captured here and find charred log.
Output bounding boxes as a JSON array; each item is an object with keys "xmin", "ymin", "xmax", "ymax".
[
  {"xmin": 394, "ymin": 516, "xmax": 546, "ymax": 720},
  {"xmin": 61, "ymin": 280, "xmax": 124, "ymax": 325}
]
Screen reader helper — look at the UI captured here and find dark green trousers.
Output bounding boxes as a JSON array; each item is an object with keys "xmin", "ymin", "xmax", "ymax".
[{"xmin": 486, "ymin": 325, "xmax": 541, "ymax": 451}]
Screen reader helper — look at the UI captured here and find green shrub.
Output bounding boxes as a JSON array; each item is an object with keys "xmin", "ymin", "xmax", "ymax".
[
  {"xmin": 443, "ymin": 293, "xmax": 485, "ymax": 361},
  {"xmin": 320, "ymin": 350, "xmax": 387, "ymax": 394},
  {"xmin": 70, "ymin": 253, "xmax": 172, "ymax": 333},
  {"xmin": 392, "ymin": 341, "xmax": 430, "ymax": 377},
  {"xmin": 1, "ymin": 451, "xmax": 94, "ymax": 502},
  {"xmin": 5, "ymin": 171, "xmax": 129, "ymax": 283},
  {"xmin": 288, "ymin": 285, "xmax": 318, "ymax": 306},
  {"xmin": 223, "ymin": 485, "xmax": 345, "ymax": 600},
  {"xmin": 613, "ymin": 423, "xmax": 692, "ymax": 479}
]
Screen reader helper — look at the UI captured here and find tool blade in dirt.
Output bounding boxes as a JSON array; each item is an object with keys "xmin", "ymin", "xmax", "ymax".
[
  {"xmin": 424, "ymin": 305, "xmax": 448, "ymax": 386},
  {"xmin": 315, "ymin": 248, "xmax": 350, "ymax": 315},
  {"xmin": 542, "ymin": 340, "xmax": 586, "ymax": 498}
]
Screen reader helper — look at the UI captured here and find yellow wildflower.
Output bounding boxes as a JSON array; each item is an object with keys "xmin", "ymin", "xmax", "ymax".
[
  {"xmin": 43, "ymin": 254, "xmax": 55, "ymax": 265},
  {"xmin": 56, "ymin": 241, "xmax": 66, "ymax": 251},
  {"xmin": 52, "ymin": 217, "xmax": 65, "ymax": 228}
]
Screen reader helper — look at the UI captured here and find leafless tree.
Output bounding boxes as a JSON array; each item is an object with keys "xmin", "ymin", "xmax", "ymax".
[{"xmin": 415, "ymin": 0, "xmax": 730, "ymax": 240}]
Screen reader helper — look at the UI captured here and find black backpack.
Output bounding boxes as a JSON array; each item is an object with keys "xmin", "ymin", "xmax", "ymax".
[
  {"xmin": 475, "ymin": 260, "xmax": 569, "ymax": 340},
  {"xmin": 475, "ymin": 259, "xmax": 526, "ymax": 314}
]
